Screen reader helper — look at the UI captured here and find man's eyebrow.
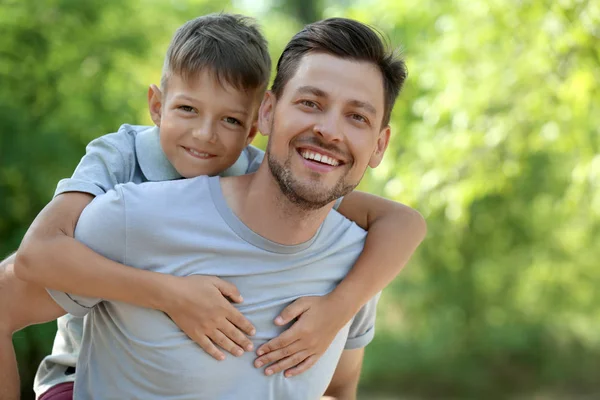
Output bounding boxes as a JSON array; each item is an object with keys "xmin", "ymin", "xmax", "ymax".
[
  {"xmin": 296, "ymin": 86, "xmax": 377, "ymax": 116},
  {"xmin": 348, "ymin": 99, "xmax": 377, "ymax": 116},
  {"xmin": 296, "ymin": 85, "xmax": 328, "ymax": 98}
]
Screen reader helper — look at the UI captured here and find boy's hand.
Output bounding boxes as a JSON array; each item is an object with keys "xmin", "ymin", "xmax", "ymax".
[
  {"xmin": 253, "ymin": 295, "xmax": 350, "ymax": 377},
  {"xmin": 163, "ymin": 275, "xmax": 256, "ymax": 360}
]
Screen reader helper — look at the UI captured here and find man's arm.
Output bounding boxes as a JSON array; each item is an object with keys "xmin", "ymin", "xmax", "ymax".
[
  {"xmin": 323, "ymin": 348, "xmax": 365, "ymax": 400},
  {"xmin": 0, "ymin": 255, "xmax": 66, "ymax": 400},
  {"xmin": 255, "ymin": 191, "xmax": 425, "ymax": 375}
]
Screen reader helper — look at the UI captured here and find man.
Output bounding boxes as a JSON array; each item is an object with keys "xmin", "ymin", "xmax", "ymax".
[{"xmin": 4, "ymin": 17, "xmax": 412, "ymax": 399}]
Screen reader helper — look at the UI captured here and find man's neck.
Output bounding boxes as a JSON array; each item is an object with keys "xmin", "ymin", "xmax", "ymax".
[{"xmin": 220, "ymin": 164, "xmax": 333, "ymax": 246}]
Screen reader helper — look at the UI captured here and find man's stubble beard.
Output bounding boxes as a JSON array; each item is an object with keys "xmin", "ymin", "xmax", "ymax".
[{"xmin": 266, "ymin": 117, "xmax": 359, "ymax": 211}]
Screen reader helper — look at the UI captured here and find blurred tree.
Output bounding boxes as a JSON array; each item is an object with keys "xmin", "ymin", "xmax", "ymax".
[
  {"xmin": 280, "ymin": 0, "xmax": 321, "ymax": 24},
  {"xmin": 343, "ymin": 0, "xmax": 600, "ymax": 397}
]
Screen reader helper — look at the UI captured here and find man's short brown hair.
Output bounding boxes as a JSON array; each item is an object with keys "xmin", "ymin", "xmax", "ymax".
[
  {"xmin": 271, "ymin": 18, "xmax": 407, "ymax": 127},
  {"xmin": 161, "ymin": 13, "xmax": 271, "ymax": 95}
]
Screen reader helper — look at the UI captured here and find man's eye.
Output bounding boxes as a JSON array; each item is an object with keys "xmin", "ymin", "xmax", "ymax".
[
  {"xmin": 351, "ymin": 114, "xmax": 367, "ymax": 123},
  {"xmin": 300, "ymin": 100, "xmax": 318, "ymax": 109},
  {"xmin": 178, "ymin": 105, "xmax": 195, "ymax": 113},
  {"xmin": 224, "ymin": 117, "xmax": 242, "ymax": 126}
]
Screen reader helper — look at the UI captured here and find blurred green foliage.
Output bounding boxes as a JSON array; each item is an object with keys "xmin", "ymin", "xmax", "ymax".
[{"xmin": 1, "ymin": 0, "xmax": 598, "ymax": 398}]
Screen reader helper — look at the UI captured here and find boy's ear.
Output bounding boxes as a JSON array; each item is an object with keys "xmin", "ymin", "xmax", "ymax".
[
  {"xmin": 368, "ymin": 125, "xmax": 391, "ymax": 168},
  {"xmin": 245, "ymin": 122, "xmax": 259, "ymax": 146},
  {"xmin": 257, "ymin": 91, "xmax": 276, "ymax": 137},
  {"xmin": 147, "ymin": 84, "xmax": 163, "ymax": 127}
]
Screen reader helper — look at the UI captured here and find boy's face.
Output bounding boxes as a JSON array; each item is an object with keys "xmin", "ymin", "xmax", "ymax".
[
  {"xmin": 148, "ymin": 70, "xmax": 261, "ymax": 178},
  {"xmin": 258, "ymin": 52, "xmax": 391, "ymax": 208}
]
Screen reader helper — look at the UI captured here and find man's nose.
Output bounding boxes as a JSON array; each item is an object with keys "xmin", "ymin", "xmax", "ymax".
[{"xmin": 313, "ymin": 112, "xmax": 343, "ymax": 142}]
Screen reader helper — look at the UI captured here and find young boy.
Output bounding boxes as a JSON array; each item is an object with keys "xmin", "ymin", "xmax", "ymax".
[{"xmin": 10, "ymin": 13, "xmax": 425, "ymax": 400}]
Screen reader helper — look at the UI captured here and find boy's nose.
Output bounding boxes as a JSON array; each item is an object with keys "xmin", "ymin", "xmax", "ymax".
[{"xmin": 192, "ymin": 124, "xmax": 217, "ymax": 143}]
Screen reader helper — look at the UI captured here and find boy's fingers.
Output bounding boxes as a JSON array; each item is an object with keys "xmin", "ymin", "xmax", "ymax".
[
  {"xmin": 211, "ymin": 330, "xmax": 244, "ymax": 357},
  {"xmin": 254, "ymin": 341, "xmax": 302, "ymax": 368},
  {"xmin": 284, "ymin": 354, "xmax": 317, "ymax": 378},
  {"xmin": 263, "ymin": 350, "xmax": 310, "ymax": 376},
  {"xmin": 256, "ymin": 328, "xmax": 297, "ymax": 356},
  {"xmin": 197, "ymin": 336, "xmax": 225, "ymax": 361},
  {"xmin": 213, "ymin": 279, "xmax": 243, "ymax": 303},
  {"xmin": 220, "ymin": 320, "xmax": 254, "ymax": 352},
  {"xmin": 275, "ymin": 297, "xmax": 312, "ymax": 325},
  {"xmin": 226, "ymin": 307, "xmax": 256, "ymax": 336}
]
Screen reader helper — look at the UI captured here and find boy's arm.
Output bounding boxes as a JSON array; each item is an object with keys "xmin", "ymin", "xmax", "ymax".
[
  {"xmin": 15, "ymin": 130, "xmax": 255, "ymax": 358},
  {"xmin": 1, "ymin": 255, "xmax": 66, "ymax": 400},
  {"xmin": 14, "ymin": 191, "xmax": 256, "ymax": 359},
  {"xmin": 325, "ymin": 191, "xmax": 426, "ymax": 315},
  {"xmin": 254, "ymin": 191, "xmax": 426, "ymax": 376}
]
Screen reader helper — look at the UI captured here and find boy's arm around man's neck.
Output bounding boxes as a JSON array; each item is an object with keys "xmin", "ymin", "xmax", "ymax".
[{"xmin": 13, "ymin": 191, "xmax": 177, "ymax": 312}]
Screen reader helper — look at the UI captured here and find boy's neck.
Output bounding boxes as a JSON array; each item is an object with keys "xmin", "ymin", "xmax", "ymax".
[{"xmin": 220, "ymin": 163, "xmax": 333, "ymax": 246}]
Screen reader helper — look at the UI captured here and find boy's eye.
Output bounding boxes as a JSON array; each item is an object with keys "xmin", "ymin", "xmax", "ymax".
[
  {"xmin": 178, "ymin": 105, "xmax": 195, "ymax": 113},
  {"xmin": 224, "ymin": 116, "xmax": 242, "ymax": 126}
]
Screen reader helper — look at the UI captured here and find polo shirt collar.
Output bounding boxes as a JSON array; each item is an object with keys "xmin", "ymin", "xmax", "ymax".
[{"xmin": 135, "ymin": 126, "xmax": 182, "ymax": 181}]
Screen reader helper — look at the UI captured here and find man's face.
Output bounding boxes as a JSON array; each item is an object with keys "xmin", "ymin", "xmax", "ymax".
[
  {"xmin": 259, "ymin": 52, "xmax": 391, "ymax": 209},
  {"xmin": 149, "ymin": 70, "xmax": 261, "ymax": 178}
]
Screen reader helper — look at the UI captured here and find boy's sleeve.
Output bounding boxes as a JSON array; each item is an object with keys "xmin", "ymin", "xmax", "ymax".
[
  {"xmin": 47, "ymin": 186, "xmax": 128, "ymax": 316},
  {"xmin": 344, "ymin": 292, "xmax": 382, "ymax": 349},
  {"xmin": 54, "ymin": 131, "xmax": 135, "ymax": 198},
  {"xmin": 244, "ymin": 145, "xmax": 265, "ymax": 174}
]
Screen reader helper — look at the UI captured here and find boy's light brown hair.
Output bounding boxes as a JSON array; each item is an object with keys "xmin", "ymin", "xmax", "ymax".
[{"xmin": 161, "ymin": 13, "xmax": 271, "ymax": 95}]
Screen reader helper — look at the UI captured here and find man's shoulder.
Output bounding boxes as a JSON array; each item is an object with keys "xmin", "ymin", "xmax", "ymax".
[
  {"xmin": 114, "ymin": 175, "xmax": 211, "ymax": 204},
  {"xmin": 315, "ymin": 209, "xmax": 367, "ymax": 250}
]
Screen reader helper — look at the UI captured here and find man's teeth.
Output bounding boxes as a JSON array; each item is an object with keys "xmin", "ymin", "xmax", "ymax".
[
  {"xmin": 188, "ymin": 148, "xmax": 210, "ymax": 157},
  {"xmin": 300, "ymin": 150, "xmax": 340, "ymax": 166}
]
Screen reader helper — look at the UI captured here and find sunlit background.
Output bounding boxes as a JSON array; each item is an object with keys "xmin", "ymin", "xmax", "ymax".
[{"xmin": 2, "ymin": 0, "xmax": 599, "ymax": 398}]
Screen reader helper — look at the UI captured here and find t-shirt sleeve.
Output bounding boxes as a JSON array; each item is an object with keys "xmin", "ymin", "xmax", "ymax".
[
  {"xmin": 344, "ymin": 292, "xmax": 382, "ymax": 349},
  {"xmin": 47, "ymin": 186, "xmax": 128, "ymax": 317},
  {"xmin": 53, "ymin": 132, "xmax": 135, "ymax": 198}
]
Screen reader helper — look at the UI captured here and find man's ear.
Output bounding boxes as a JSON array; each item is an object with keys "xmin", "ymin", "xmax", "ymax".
[
  {"xmin": 245, "ymin": 122, "xmax": 259, "ymax": 146},
  {"xmin": 257, "ymin": 91, "xmax": 276, "ymax": 137},
  {"xmin": 368, "ymin": 125, "xmax": 391, "ymax": 168},
  {"xmin": 147, "ymin": 84, "xmax": 163, "ymax": 127}
]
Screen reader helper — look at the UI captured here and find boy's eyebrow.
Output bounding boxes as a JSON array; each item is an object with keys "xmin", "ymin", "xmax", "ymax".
[
  {"xmin": 172, "ymin": 94, "xmax": 249, "ymax": 116},
  {"xmin": 173, "ymin": 94, "xmax": 199, "ymax": 103},
  {"xmin": 296, "ymin": 85, "xmax": 377, "ymax": 116}
]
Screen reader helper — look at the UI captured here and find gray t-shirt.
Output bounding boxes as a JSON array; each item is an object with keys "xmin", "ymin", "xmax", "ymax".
[
  {"xmin": 50, "ymin": 176, "xmax": 376, "ymax": 400},
  {"xmin": 33, "ymin": 124, "xmax": 265, "ymax": 397}
]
